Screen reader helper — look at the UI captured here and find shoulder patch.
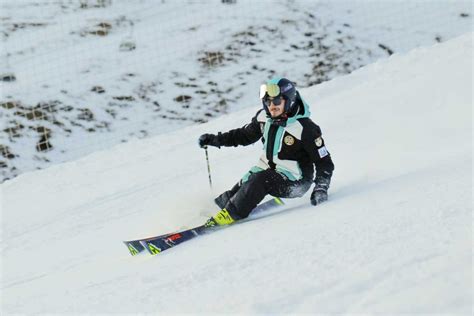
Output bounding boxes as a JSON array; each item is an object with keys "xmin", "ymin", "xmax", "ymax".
[{"xmin": 315, "ymin": 137, "xmax": 323, "ymax": 147}]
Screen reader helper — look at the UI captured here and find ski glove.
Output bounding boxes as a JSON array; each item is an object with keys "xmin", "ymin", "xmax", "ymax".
[
  {"xmin": 310, "ymin": 172, "xmax": 332, "ymax": 206},
  {"xmin": 198, "ymin": 133, "xmax": 221, "ymax": 148},
  {"xmin": 310, "ymin": 187, "xmax": 328, "ymax": 206}
]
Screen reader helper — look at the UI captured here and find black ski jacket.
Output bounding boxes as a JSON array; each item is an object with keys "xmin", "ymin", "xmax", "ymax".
[{"xmin": 215, "ymin": 94, "xmax": 334, "ymax": 185}]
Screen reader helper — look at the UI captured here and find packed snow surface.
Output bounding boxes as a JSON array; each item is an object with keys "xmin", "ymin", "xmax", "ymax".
[{"xmin": 1, "ymin": 33, "xmax": 472, "ymax": 314}]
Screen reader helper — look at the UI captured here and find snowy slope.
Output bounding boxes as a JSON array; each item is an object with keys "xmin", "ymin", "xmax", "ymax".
[{"xmin": 1, "ymin": 33, "xmax": 472, "ymax": 314}]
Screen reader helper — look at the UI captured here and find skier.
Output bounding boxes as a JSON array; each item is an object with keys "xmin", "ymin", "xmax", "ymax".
[{"xmin": 199, "ymin": 78, "xmax": 334, "ymax": 227}]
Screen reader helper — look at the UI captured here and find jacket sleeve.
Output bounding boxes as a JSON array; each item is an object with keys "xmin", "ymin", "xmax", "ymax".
[
  {"xmin": 301, "ymin": 120, "xmax": 335, "ymax": 186},
  {"xmin": 215, "ymin": 110, "xmax": 263, "ymax": 147}
]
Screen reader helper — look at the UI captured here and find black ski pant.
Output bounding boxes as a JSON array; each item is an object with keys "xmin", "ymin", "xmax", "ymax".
[{"xmin": 214, "ymin": 168, "xmax": 313, "ymax": 220}]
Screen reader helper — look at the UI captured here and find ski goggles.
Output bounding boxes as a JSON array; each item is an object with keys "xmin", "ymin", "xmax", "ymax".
[{"xmin": 260, "ymin": 83, "xmax": 283, "ymax": 107}]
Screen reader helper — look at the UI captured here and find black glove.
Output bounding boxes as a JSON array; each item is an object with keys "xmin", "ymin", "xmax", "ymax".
[
  {"xmin": 310, "ymin": 173, "xmax": 331, "ymax": 206},
  {"xmin": 310, "ymin": 187, "xmax": 328, "ymax": 206},
  {"xmin": 198, "ymin": 133, "xmax": 220, "ymax": 148}
]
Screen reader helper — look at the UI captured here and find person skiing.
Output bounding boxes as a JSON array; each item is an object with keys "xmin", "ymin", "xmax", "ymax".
[{"xmin": 198, "ymin": 77, "xmax": 334, "ymax": 227}]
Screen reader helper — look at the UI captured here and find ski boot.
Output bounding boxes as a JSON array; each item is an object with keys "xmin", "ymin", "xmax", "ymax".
[{"xmin": 204, "ymin": 208, "xmax": 236, "ymax": 228}]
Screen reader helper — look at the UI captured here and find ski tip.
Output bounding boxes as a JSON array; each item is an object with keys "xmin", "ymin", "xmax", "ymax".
[{"xmin": 124, "ymin": 241, "xmax": 142, "ymax": 256}]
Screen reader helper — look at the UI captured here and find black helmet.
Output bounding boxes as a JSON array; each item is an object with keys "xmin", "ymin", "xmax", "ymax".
[{"xmin": 260, "ymin": 78, "xmax": 297, "ymax": 117}]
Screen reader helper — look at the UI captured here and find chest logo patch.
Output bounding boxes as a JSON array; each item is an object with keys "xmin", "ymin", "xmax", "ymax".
[
  {"xmin": 284, "ymin": 135, "xmax": 295, "ymax": 146},
  {"xmin": 315, "ymin": 137, "xmax": 323, "ymax": 147}
]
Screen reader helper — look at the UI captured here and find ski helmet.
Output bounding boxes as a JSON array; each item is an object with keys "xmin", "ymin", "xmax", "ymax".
[{"xmin": 260, "ymin": 78, "xmax": 297, "ymax": 117}]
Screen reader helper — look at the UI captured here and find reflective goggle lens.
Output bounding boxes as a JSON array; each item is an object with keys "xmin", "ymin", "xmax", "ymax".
[
  {"xmin": 259, "ymin": 83, "xmax": 281, "ymax": 99},
  {"xmin": 266, "ymin": 84, "xmax": 280, "ymax": 97}
]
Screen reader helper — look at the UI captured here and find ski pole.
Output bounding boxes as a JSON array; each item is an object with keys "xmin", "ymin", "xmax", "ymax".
[{"xmin": 204, "ymin": 146, "xmax": 213, "ymax": 188}]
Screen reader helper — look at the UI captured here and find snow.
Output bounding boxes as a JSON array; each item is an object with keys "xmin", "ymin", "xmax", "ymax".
[
  {"xmin": 1, "ymin": 32, "xmax": 472, "ymax": 314},
  {"xmin": 1, "ymin": 0, "xmax": 472, "ymax": 181}
]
